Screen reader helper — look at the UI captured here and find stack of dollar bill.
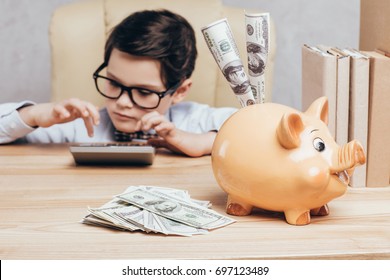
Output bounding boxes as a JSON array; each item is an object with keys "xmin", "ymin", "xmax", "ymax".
[{"xmin": 82, "ymin": 185, "xmax": 235, "ymax": 236}]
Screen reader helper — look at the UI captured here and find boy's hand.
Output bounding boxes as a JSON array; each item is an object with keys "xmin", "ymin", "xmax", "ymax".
[
  {"xmin": 18, "ymin": 98, "xmax": 100, "ymax": 137},
  {"xmin": 137, "ymin": 111, "xmax": 185, "ymax": 152},
  {"xmin": 137, "ymin": 111, "xmax": 216, "ymax": 157},
  {"xmin": 147, "ymin": 138, "xmax": 184, "ymax": 154},
  {"xmin": 137, "ymin": 111, "xmax": 178, "ymax": 140}
]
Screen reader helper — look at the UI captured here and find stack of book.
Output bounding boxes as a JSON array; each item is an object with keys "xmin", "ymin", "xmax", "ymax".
[{"xmin": 302, "ymin": 45, "xmax": 389, "ymax": 188}]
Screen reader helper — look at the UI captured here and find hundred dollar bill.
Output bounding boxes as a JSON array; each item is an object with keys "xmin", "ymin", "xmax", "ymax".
[
  {"xmin": 86, "ymin": 198, "xmax": 143, "ymax": 231},
  {"xmin": 150, "ymin": 212, "xmax": 208, "ymax": 236},
  {"xmin": 82, "ymin": 214, "xmax": 127, "ymax": 230},
  {"xmin": 123, "ymin": 185, "xmax": 212, "ymax": 208},
  {"xmin": 86, "ymin": 196, "xmax": 162, "ymax": 234},
  {"xmin": 113, "ymin": 207, "xmax": 156, "ymax": 233},
  {"xmin": 245, "ymin": 12, "xmax": 270, "ymax": 103},
  {"xmin": 116, "ymin": 210, "xmax": 208, "ymax": 236},
  {"xmin": 83, "ymin": 186, "xmax": 232, "ymax": 235},
  {"xmin": 126, "ymin": 185, "xmax": 192, "ymax": 202},
  {"xmin": 116, "ymin": 187, "xmax": 235, "ymax": 230},
  {"xmin": 115, "ymin": 186, "xmax": 211, "ymax": 236},
  {"xmin": 202, "ymin": 18, "xmax": 255, "ymax": 107}
]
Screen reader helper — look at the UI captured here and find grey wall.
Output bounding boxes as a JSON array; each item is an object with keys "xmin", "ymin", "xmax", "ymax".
[
  {"xmin": 0, "ymin": 0, "xmax": 76, "ymax": 103},
  {"xmin": 0, "ymin": 0, "xmax": 360, "ymax": 109}
]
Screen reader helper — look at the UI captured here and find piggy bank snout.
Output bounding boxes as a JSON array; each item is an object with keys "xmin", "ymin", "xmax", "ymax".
[{"xmin": 336, "ymin": 140, "xmax": 366, "ymax": 171}]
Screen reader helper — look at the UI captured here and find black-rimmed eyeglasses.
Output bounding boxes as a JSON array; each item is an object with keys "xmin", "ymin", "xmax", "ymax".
[{"xmin": 93, "ymin": 62, "xmax": 181, "ymax": 109}]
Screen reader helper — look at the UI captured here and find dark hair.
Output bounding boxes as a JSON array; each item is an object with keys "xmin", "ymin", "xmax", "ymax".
[{"xmin": 104, "ymin": 9, "xmax": 197, "ymax": 88}]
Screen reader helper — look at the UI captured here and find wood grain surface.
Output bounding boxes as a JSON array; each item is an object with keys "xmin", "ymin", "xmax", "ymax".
[{"xmin": 0, "ymin": 144, "xmax": 389, "ymax": 259}]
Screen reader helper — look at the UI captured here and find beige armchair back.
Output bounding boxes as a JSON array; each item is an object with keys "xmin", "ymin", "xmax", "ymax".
[{"xmin": 50, "ymin": 0, "xmax": 275, "ymax": 108}]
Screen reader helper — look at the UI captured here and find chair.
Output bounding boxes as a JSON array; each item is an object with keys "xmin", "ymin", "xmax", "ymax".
[{"xmin": 49, "ymin": 0, "xmax": 276, "ymax": 108}]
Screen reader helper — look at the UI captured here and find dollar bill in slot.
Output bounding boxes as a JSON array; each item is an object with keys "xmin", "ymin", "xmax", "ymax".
[
  {"xmin": 245, "ymin": 12, "xmax": 270, "ymax": 103},
  {"xmin": 201, "ymin": 18, "xmax": 255, "ymax": 107}
]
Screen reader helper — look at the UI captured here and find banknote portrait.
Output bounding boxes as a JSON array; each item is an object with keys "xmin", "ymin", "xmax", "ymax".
[
  {"xmin": 247, "ymin": 42, "xmax": 266, "ymax": 76},
  {"xmin": 145, "ymin": 200, "xmax": 180, "ymax": 213},
  {"xmin": 223, "ymin": 60, "xmax": 251, "ymax": 95}
]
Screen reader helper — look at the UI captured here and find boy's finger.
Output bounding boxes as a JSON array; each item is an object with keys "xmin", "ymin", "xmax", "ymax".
[
  {"xmin": 140, "ymin": 111, "xmax": 159, "ymax": 127},
  {"xmin": 82, "ymin": 116, "xmax": 95, "ymax": 137},
  {"xmin": 154, "ymin": 122, "xmax": 174, "ymax": 134},
  {"xmin": 85, "ymin": 103, "xmax": 100, "ymax": 125},
  {"xmin": 142, "ymin": 114, "xmax": 165, "ymax": 131},
  {"xmin": 53, "ymin": 105, "xmax": 70, "ymax": 119},
  {"xmin": 63, "ymin": 99, "xmax": 90, "ymax": 118}
]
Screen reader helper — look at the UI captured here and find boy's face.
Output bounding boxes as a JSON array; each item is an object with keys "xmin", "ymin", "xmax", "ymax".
[{"xmin": 104, "ymin": 49, "xmax": 177, "ymax": 133}]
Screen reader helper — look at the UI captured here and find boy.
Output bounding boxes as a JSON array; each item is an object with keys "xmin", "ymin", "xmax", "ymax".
[{"xmin": 0, "ymin": 9, "xmax": 236, "ymax": 157}]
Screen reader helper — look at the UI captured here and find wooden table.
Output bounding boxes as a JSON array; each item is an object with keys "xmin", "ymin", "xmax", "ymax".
[{"xmin": 0, "ymin": 144, "xmax": 389, "ymax": 260}]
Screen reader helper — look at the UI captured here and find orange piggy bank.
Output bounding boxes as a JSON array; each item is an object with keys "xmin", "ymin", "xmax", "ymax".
[{"xmin": 212, "ymin": 97, "xmax": 366, "ymax": 225}]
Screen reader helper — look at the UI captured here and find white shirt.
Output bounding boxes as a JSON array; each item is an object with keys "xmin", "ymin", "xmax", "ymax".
[{"xmin": 0, "ymin": 101, "xmax": 237, "ymax": 144}]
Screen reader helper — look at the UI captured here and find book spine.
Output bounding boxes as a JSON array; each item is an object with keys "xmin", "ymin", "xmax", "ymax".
[{"xmin": 348, "ymin": 56, "xmax": 369, "ymax": 187}]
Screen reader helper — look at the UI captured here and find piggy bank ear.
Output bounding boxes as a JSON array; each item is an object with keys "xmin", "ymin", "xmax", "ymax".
[
  {"xmin": 305, "ymin": 96, "xmax": 329, "ymax": 124},
  {"xmin": 277, "ymin": 112, "xmax": 304, "ymax": 149}
]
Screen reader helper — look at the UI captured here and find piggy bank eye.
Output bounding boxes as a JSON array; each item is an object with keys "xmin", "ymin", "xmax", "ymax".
[{"xmin": 313, "ymin": 137, "xmax": 325, "ymax": 152}]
